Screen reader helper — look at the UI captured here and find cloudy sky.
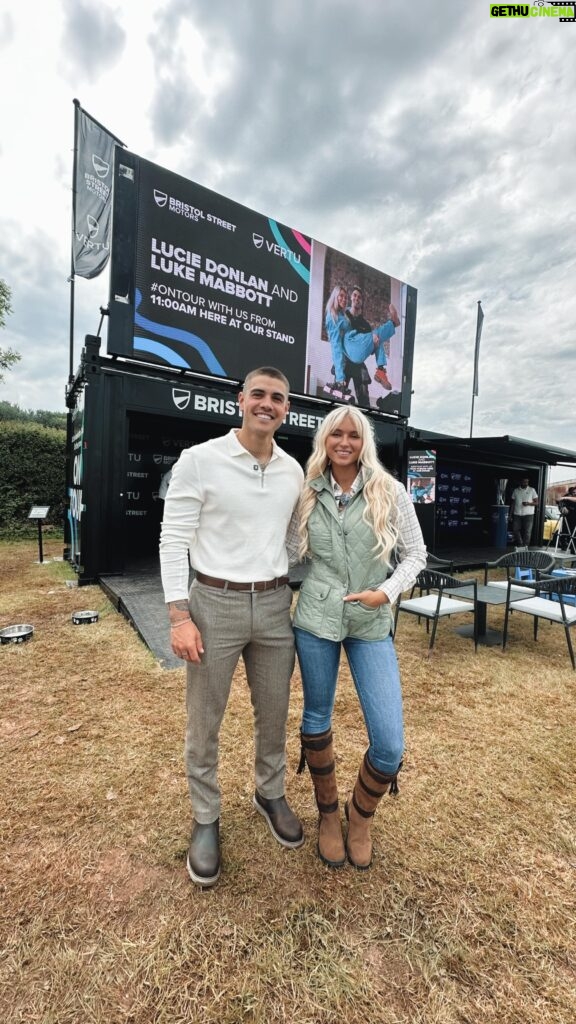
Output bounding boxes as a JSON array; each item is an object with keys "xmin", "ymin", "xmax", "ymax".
[{"xmin": 0, "ymin": 0, "xmax": 574, "ymax": 478}]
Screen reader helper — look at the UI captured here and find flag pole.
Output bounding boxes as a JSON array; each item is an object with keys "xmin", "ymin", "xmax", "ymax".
[
  {"xmin": 68, "ymin": 98, "xmax": 81, "ymax": 390},
  {"xmin": 68, "ymin": 99, "xmax": 125, "ymax": 397},
  {"xmin": 469, "ymin": 300, "xmax": 483, "ymax": 438}
]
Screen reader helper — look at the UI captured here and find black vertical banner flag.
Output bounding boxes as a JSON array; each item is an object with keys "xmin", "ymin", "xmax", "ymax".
[
  {"xmin": 72, "ymin": 104, "xmax": 123, "ymax": 279},
  {"xmin": 472, "ymin": 300, "xmax": 484, "ymax": 397}
]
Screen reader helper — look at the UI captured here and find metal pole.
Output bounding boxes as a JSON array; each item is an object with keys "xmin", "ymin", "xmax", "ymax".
[
  {"xmin": 69, "ymin": 99, "xmax": 80, "ymax": 386},
  {"xmin": 38, "ymin": 520, "xmax": 44, "ymax": 564},
  {"xmin": 470, "ymin": 300, "xmax": 483, "ymax": 438}
]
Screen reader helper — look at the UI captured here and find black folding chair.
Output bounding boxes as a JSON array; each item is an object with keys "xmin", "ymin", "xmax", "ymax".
[
  {"xmin": 502, "ymin": 574, "xmax": 576, "ymax": 670},
  {"xmin": 409, "ymin": 554, "xmax": 454, "ymax": 598},
  {"xmin": 483, "ymin": 550, "xmax": 555, "ymax": 588},
  {"xmin": 395, "ymin": 570, "xmax": 478, "ymax": 652}
]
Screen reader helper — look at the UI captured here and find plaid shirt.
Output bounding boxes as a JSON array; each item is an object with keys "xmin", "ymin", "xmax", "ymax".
[{"xmin": 380, "ymin": 482, "xmax": 427, "ymax": 604}]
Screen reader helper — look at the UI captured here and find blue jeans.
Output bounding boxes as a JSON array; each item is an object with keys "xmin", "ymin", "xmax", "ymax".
[
  {"xmin": 294, "ymin": 627, "xmax": 404, "ymax": 775},
  {"xmin": 344, "ymin": 320, "xmax": 395, "ymax": 369}
]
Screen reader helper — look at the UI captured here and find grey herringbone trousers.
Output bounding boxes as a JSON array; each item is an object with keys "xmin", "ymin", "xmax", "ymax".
[{"xmin": 184, "ymin": 579, "xmax": 295, "ymax": 822}]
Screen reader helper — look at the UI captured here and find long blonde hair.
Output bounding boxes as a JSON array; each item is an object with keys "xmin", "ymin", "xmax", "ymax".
[
  {"xmin": 325, "ymin": 284, "xmax": 347, "ymax": 324},
  {"xmin": 298, "ymin": 406, "xmax": 399, "ymax": 563}
]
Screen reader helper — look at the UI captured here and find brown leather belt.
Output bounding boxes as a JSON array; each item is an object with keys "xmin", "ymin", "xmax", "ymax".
[{"xmin": 195, "ymin": 572, "xmax": 289, "ymax": 592}]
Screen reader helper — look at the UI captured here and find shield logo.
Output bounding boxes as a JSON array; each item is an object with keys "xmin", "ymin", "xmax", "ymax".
[
  {"xmin": 92, "ymin": 154, "xmax": 110, "ymax": 178},
  {"xmin": 252, "ymin": 234, "xmax": 264, "ymax": 249},
  {"xmin": 172, "ymin": 389, "xmax": 191, "ymax": 410},
  {"xmin": 154, "ymin": 190, "xmax": 168, "ymax": 208},
  {"xmin": 87, "ymin": 215, "xmax": 99, "ymax": 239},
  {"xmin": 153, "ymin": 454, "xmax": 164, "ymax": 465}
]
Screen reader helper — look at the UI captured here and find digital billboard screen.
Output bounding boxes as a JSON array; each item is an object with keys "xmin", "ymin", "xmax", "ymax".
[
  {"xmin": 109, "ymin": 151, "xmax": 416, "ymax": 416},
  {"xmin": 407, "ymin": 450, "xmax": 436, "ymax": 504}
]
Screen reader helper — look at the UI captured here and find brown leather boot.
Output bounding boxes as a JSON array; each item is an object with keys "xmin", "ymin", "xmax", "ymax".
[
  {"xmin": 297, "ymin": 729, "xmax": 346, "ymax": 867},
  {"xmin": 345, "ymin": 751, "xmax": 402, "ymax": 870},
  {"xmin": 374, "ymin": 366, "xmax": 392, "ymax": 390}
]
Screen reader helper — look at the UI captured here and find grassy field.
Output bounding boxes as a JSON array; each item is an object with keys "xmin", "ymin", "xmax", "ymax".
[{"xmin": 1, "ymin": 538, "xmax": 575, "ymax": 1024}]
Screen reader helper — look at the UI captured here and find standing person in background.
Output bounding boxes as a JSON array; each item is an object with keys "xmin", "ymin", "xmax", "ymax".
[
  {"xmin": 559, "ymin": 485, "xmax": 576, "ymax": 548},
  {"xmin": 160, "ymin": 367, "xmax": 304, "ymax": 888},
  {"xmin": 294, "ymin": 407, "xmax": 426, "ymax": 870},
  {"xmin": 510, "ymin": 475, "xmax": 539, "ymax": 547},
  {"xmin": 560, "ymin": 484, "xmax": 576, "ymax": 516}
]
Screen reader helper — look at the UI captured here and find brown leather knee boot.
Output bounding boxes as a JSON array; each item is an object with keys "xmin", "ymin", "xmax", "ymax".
[
  {"xmin": 345, "ymin": 751, "xmax": 402, "ymax": 870},
  {"xmin": 297, "ymin": 729, "xmax": 346, "ymax": 868}
]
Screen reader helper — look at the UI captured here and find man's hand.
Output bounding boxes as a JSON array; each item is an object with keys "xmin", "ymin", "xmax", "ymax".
[
  {"xmin": 168, "ymin": 601, "xmax": 204, "ymax": 662},
  {"xmin": 343, "ymin": 589, "xmax": 389, "ymax": 608},
  {"xmin": 388, "ymin": 303, "xmax": 400, "ymax": 327},
  {"xmin": 170, "ymin": 618, "xmax": 204, "ymax": 662}
]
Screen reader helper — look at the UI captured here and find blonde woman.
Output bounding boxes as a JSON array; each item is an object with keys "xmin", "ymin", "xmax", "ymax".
[
  {"xmin": 294, "ymin": 407, "xmax": 426, "ymax": 869},
  {"xmin": 324, "ymin": 285, "xmax": 399, "ymax": 391}
]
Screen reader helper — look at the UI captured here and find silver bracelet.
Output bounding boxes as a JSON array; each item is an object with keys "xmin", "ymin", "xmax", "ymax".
[{"xmin": 170, "ymin": 618, "xmax": 192, "ymax": 630}]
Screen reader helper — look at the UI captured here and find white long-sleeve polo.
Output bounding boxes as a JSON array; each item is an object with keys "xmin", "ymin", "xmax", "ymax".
[{"xmin": 159, "ymin": 429, "xmax": 304, "ymax": 603}]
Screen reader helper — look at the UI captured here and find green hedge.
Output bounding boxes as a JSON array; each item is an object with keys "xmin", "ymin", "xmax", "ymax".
[{"xmin": 0, "ymin": 420, "xmax": 66, "ymax": 535}]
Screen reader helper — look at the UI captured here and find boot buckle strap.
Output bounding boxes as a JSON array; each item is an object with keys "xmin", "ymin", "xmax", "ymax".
[
  {"xmin": 352, "ymin": 792, "xmax": 376, "ymax": 819},
  {"xmin": 317, "ymin": 799, "xmax": 339, "ymax": 815},
  {"xmin": 307, "ymin": 761, "xmax": 335, "ymax": 777},
  {"xmin": 302, "ymin": 733, "xmax": 333, "ymax": 753}
]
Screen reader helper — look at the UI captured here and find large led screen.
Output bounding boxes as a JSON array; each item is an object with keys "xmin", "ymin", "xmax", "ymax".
[{"xmin": 109, "ymin": 151, "xmax": 416, "ymax": 416}]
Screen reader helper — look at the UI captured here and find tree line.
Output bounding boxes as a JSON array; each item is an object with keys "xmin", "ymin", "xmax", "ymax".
[{"xmin": 0, "ymin": 279, "xmax": 67, "ymax": 535}]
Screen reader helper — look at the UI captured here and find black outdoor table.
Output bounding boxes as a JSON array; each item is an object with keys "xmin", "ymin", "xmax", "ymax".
[{"xmin": 445, "ymin": 582, "xmax": 534, "ymax": 647}]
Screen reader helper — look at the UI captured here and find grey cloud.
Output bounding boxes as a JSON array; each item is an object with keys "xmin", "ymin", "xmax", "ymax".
[
  {"xmin": 0, "ymin": 221, "xmax": 103, "ymax": 413},
  {"xmin": 61, "ymin": 0, "xmax": 126, "ymax": 82},
  {"xmin": 146, "ymin": 0, "xmax": 472, "ymax": 200},
  {"xmin": 149, "ymin": 71, "xmax": 204, "ymax": 147},
  {"xmin": 0, "ymin": 228, "xmax": 65, "ymax": 302}
]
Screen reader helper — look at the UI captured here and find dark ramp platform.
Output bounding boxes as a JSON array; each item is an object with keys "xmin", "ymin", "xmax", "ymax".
[{"xmin": 99, "ymin": 568, "xmax": 183, "ymax": 669}]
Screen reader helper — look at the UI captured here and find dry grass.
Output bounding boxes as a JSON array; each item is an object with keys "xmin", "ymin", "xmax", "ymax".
[{"xmin": 1, "ymin": 538, "xmax": 575, "ymax": 1024}]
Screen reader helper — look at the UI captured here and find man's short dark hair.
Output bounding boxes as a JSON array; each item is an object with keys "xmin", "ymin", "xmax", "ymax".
[{"xmin": 242, "ymin": 366, "xmax": 290, "ymax": 394}]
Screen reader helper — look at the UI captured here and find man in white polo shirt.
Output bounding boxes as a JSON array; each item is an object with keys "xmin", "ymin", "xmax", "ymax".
[
  {"xmin": 160, "ymin": 367, "xmax": 304, "ymax": 887},
  {"xmin": 510, "ymin": 475, "xmax": 539, "ymax": 547}
]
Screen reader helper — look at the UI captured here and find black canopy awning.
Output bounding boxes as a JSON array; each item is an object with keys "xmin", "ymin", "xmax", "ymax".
[{"xmin": 408, "ymin": 429, "xmax": 576, "ymax": 470}]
